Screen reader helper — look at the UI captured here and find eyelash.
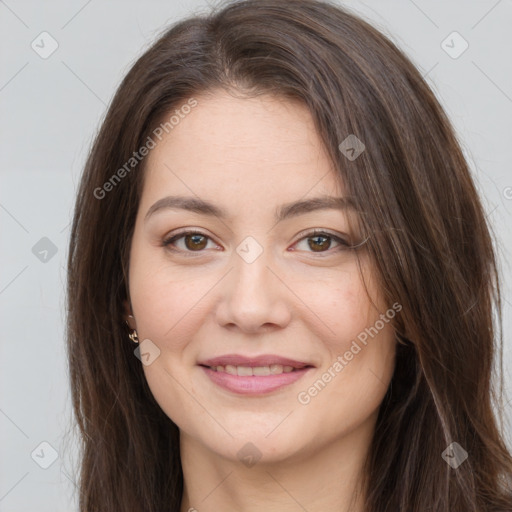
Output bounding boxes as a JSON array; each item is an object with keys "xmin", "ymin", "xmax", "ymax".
[{"xmin": 161, "ymin": 229, "xmax": 351, "ymax": 257}]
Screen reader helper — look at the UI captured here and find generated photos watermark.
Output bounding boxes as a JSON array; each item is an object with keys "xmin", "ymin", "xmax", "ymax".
[
  {"xmin": 93, "ymin": 97, "xmax": 198, "ymax": 199},
  {"xmin": 297, "ymin": 301, "xmax": 402, "ymax": 405}
]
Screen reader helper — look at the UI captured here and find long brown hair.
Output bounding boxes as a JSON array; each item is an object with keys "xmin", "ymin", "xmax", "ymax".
[{"xmin": 65, "ymin": 0, "xmax": 512, "ymax": 510}]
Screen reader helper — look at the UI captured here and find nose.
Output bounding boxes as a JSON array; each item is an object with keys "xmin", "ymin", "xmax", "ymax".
[{"xmin": 215, "ymin": 245, "xmax": 292, "ymax": 334}]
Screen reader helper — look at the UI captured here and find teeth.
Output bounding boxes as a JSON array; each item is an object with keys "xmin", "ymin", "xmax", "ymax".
[
  {"xmin": 225, "ymin": 365, "xmax": 238, "ymax": 375},
  {"xmin": 237, "ymin": 366, "xmax": 253, "ymax": 376},
  {"xmin": 253, "ymin": 366, "xmax": 270, "ymax": 376},
  {"xmin": 210, "ymin": 364, "xmax": 297, "ymax": 375}
]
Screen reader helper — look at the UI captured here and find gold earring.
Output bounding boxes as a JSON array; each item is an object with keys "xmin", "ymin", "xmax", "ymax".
[
  {"xmin": 126, "ymin": 317, "xmax": 138, "ymax": 344},
  {"xmin": 128, "ymin": 329, "xmax": 139, "ymax": 343}
]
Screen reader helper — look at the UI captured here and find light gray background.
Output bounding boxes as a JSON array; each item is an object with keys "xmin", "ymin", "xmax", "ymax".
[{"xmin": 1, "ymin": 0, "xmax": 511, "ymax": 510}]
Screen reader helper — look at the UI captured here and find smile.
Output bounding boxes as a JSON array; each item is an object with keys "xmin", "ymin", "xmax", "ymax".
[
  {"xmin": 207, "ymin": 364, "xmax": 297, "ymax": 375},
  {"xmin": 199, "ymin": 364, "xmax": 314, "ymax": 395}
]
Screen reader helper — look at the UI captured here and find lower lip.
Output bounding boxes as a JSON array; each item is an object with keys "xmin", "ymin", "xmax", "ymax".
[{"xmin": 200, "ymin": 366, "xmax": 313, "ymax": 395}]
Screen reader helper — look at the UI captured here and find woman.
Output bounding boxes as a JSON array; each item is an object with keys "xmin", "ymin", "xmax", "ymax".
[{"xmin": 66, "ymin": 0, "xmax": 512, "ymax": 510}]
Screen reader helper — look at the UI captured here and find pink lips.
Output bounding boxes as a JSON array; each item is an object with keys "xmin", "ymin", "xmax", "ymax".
[
  {"xmin": 199, "ymin": 354, "xmax": 312, "ymax": 368},
  {"xmin": 198, "ymin": 354, "xmax": 314, "ymax": 395}
]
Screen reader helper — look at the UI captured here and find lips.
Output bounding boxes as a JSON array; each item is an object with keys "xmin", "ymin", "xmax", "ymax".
[
  {"xmin": 198, "ymin": 354, "xmax": 315, "ymax": 395},
  {"xmin": 198, "ymin": 354, "xmax": 314, "ymax": 369}
]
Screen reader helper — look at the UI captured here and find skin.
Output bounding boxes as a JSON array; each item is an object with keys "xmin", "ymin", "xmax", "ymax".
[{"xmin": 125, "ymin": 89, "xmax": 397, "ymax": 512}]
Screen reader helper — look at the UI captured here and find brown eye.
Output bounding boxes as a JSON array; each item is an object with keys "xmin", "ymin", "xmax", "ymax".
[
  {"xmin": 307, "ymin": 234, "xmax": 332, "ymax": 252},
  {"xmin": 293, "ymin": 230, "xmax": 349, "ymax": 254},
  {"xmin": 183, "ymin": 233, "xmax": 208, "ymax": 250},
  {"xmin": 162, "ymin": 229, "xmax": 350, "ymax": 256},
  {"xmin": 162, "ymin": 231, "xmax": 215, "ymax": 253}
]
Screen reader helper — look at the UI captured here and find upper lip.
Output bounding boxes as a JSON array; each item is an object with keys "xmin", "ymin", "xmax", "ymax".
[{"xmin": 199, "ymin": 354, "xmax": 314, "ymax": 369}]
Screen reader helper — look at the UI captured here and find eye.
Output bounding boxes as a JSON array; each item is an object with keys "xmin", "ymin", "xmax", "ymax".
[
  {"xmin": 291, "ymin": 229, "xmax": 350, "ymax": 254},
  {"xmin": 162, "ymin": 230, "xmax": 219, "ymax": 254},
  {"xmin": 162, "ymin": 228, "xmax": 351, "ymax": 256}
]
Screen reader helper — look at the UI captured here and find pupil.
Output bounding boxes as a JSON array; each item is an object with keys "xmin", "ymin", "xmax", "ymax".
[
  {"xmin": 186, "ymin": 234, "xmax": 207, "ymax": 250},
  {"xmin": 309, "ymin": 235, "xmax": 330, "ymax": 252}
]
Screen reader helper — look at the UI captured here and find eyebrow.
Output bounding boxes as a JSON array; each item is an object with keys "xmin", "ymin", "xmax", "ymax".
[{"xmin": 144, "ymin": 194, "xmax": 356, "ymax": 223}]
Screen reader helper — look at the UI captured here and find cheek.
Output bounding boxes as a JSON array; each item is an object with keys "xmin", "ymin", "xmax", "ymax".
[
  {"xmin": 294, "ymin": 265, "xmax": 396, "ymax": 418},
  {"xmin": 129, "ymin": 270, "xmax": 211, "ymax": 352},
  {"xmin": 127, "ymin": 236, "xmax": 216, "ymax": 349},
  {"xmin": 296, "ymin": 323, "xmax": 396, "ymax": 440},
  {"xmin": 295, "ymin": 265, "xmax": 377, "ymax": 356}
]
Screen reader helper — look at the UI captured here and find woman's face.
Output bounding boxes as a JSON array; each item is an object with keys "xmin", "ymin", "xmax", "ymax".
[{"xmin": 126, "ymin": 90, "xmax": 397, "ymax": 464}]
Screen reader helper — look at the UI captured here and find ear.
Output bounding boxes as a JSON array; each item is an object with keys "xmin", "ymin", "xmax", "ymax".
[{"xmin": 123, "ymin": 299, "xmax": 136, "ymax": 329}]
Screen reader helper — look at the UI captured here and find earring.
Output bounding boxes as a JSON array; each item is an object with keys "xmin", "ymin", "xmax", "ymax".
[
  {"xmin": 128, "ymin": 329, "xmax": 139, "ymax": 344},
  {"xmin": 126, "ymin": 316, "xmax": 139, "ymax": 344}
]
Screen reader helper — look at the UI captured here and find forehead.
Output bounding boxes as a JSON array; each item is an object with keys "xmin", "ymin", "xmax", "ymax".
[{"xmin": 141, "ymin": 90, "xmax": 344, "ymax": 207}]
